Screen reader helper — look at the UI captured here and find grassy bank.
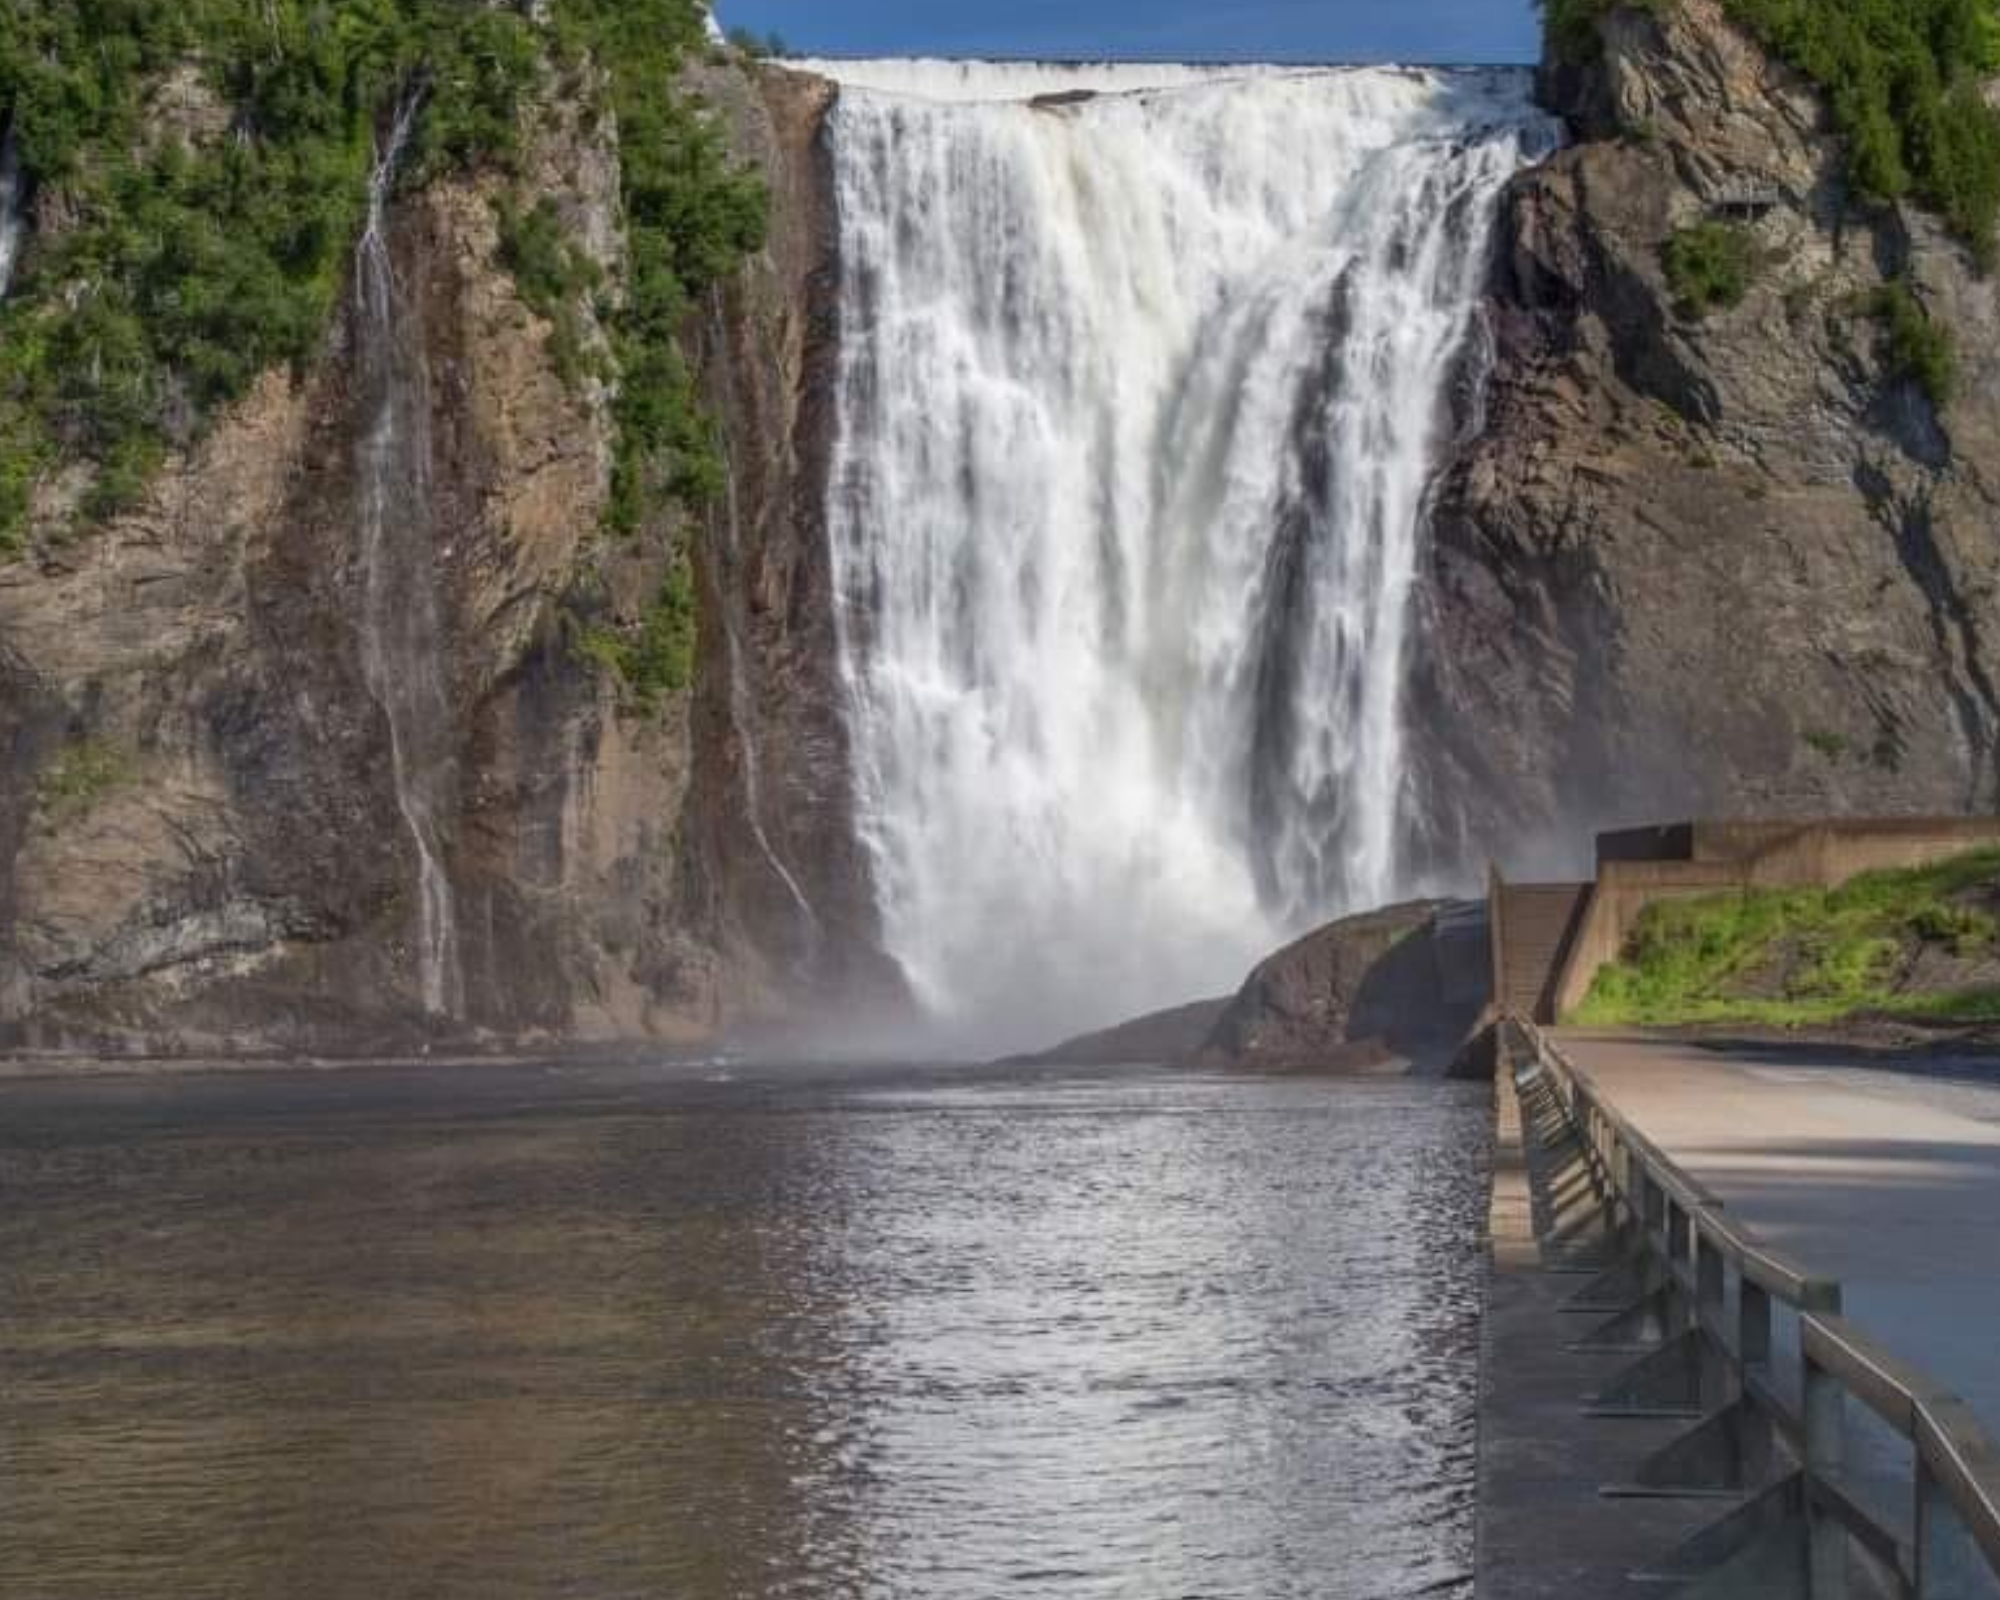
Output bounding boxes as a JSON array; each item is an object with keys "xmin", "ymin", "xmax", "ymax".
[{"xmin": 1572, "ymin": 847, "xmax": 2000, "ymax": 1028}]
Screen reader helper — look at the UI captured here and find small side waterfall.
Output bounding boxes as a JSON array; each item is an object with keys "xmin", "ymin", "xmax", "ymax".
[
  {"xmin": 353, "ymin": 92, "xmax": 463, "ymax": 1021},
  {"xmin": 705, "ymin": 290, "xmax": 822, "ymax": 968},
  {"xmin": 813, "ymin": 63, "xmax": 1560, "ymax": 1050},
  {"xmin": 0, "ymin": 115, "xmax": 26, "ymax": 302}
]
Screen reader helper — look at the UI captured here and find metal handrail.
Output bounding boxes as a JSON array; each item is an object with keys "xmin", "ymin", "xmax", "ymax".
[{"xmin": 1521, "ymin": 1023, "xmax": 2000, "ymax": 1597}]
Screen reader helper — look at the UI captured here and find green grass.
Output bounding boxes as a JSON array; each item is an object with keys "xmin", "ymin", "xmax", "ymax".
[
  {"xmin": 1572, "ymin": 846, "xmax": 2000, "ymax": 1027},
  {"xmin": 1886, "ymin": 986, "xmax": 2000, "ymax": 1022}
]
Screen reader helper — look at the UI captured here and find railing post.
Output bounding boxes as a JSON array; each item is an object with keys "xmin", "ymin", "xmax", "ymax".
[
  {"xmin": 1916, "ymin": 1457, "xmax": 1947, "ymax": 1597},
  {"xmin": 1739, "ymin": 1279, "xmax": 1771, "ymax": 1373},
  {"xmin": 1666, "ymin": 1201, "xmax": 1692, "ymax": 1331},
  {"xmin": 1696, "ymin": 1234, "xmax": 1725, "ymax": 1333},
  {"xmin": 1914, "ymin": 1413, "xmax": 1989, "ymax": 1598},
  {"xmin": 1695, "ymin": 1231, "xmax": 1731, "ymax": 1407},
  {"xmin": 1804, "ymin": 1342, "xmax": 1850, "ymax": 1599}
]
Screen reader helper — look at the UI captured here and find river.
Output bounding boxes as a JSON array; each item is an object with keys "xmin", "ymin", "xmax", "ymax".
[{"xmin": 0, "ymin": 1061, "xmax": 1487, "ymax": 1598}]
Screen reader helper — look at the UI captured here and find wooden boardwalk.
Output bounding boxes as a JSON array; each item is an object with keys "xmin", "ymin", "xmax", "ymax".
[{"xmin": 1557, "ymin": 1029, "xmax": 2000, "ymax": 1440}]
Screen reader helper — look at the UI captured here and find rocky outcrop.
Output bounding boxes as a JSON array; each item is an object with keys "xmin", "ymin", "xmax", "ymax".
[
  {"xmin": 0, "ymin": 56, "xmax": 887, "ymax": 1054},
  {"xmin": 1004, "ymin": 998, "xmax": 1232, "ymax": 1068},
  {"xmin": 1195, "ymin": 902, "xmax": 1489, "ymax": 1073},
  {"xmin": 1411, "ymin": 0, "xmax": 2000, "ymax": 883},
  {"xmin": 1007, "ymin": 901, "xmax": 1491, "ymax": 1074}
]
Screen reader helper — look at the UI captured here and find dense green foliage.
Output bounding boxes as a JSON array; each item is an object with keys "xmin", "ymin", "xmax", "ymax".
[
  {"xmin": 1542, "ymin": 0, "xmax": 2000, "ymax": 262},
  {"xmin": 1573, "ymin": 848, "xmax": 2000, "ymax": 1027},
  {"xmin": 1866, "ymin": 279, "xmax": 1959, "ymax": 403},
  {"xmin": 1539, "ymin": 0, "xmax": 1670, "ymax": 63},
  {"xmin": 0, "ymin": 0, "xmax": 556, "ymax": 551},
  {"xmin": 496, "ymin": 194, "xmax": 604, "ymax": 388},
  {"xmin": 1, "ymin": 0, "xmax": 766, "ymax": 636},
  {"xmin": 550, "ymin": 0, "xmax": 767, "ymax": 536},
  {"xmin": 1723, "ymin": 0, "xmax": 2000, "ymax": 262},
  {"xmin": 1662, "ymin": 220, "xmax": 1759, "ymax": 315}
]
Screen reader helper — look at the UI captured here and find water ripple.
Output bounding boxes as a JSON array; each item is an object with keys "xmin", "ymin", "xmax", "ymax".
[{"xmin": 0, "ymin": 1066, "xmax": 1487, "ymax": 1600}]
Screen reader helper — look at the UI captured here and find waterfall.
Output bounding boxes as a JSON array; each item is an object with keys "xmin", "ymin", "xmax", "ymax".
[
  {"xmin": 0, "ymin": 115, "xmax": 25, "ymax": 302},
  {"xmin": 706, "ymin": 290, "xmax": 823, "ymax": 969},
  {"xmin": 353, "ymin": 91, "xmax": 464, "ymax": 1022},
  {"xmin": 811, "ymin": 62, "xmax": 1559, "ymax": 1050}
]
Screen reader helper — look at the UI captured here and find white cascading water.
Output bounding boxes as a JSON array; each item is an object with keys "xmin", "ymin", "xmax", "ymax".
[
  {"xmin": 0, "ymin": 115, "xmax": 25, "ymax": 302},
  {"xmin": 810, "ymin": 62, "xmax": 1560, "ymax": 1051},
  {"xmin": 354, "ymin": 92, "xmax": 464, "ymax": 1021},
  {"xmin": 706, "ymin": 288, "xmax": 823, "ymax": 964}
]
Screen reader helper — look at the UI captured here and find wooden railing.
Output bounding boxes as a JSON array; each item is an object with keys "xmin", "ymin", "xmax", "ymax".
[{"xmin": 1519, "ymin": 1023, "xmax": 2000, "ymax": 1597}]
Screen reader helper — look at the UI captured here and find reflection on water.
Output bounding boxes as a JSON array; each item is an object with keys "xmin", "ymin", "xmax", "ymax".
[{"xmin": 0, "ymin": 1062, "xmax": 1488, "ymax": 1599}]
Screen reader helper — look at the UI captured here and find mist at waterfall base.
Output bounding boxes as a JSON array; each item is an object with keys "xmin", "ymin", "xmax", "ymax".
[{"xmin": 809, "ymin": 63, "xmax": 1559, "ymax": 1057}]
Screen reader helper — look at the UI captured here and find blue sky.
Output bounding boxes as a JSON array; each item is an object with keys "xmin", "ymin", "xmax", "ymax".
[{"xmin": 716, "ymin": 0, "xmax": 1541, "ymax": 65}]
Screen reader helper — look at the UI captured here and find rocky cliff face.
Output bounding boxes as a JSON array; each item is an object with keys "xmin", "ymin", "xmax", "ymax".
[
  {"xmin": 1412, "ymin": 0, "xmax": 2000, "ymax": 881},
  {"xmin": 0, "ymin": 58, "xmax": 887, "ymax": 1054},
  {"xmin": 11, "ymin": 9, "xmax": 1999, "ymax": 1060}
]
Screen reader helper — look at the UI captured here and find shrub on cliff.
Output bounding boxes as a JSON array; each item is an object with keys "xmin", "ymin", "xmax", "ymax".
[
  {"xmin": 1717, "ymin": 0, "xmax": 2000, "ymax": 264},
  {"xmin": 0, "ymin": 0, "xmax": 546, "ymax": 549},
  {"xmin": 1663, "ymin": 220, "xmax": 1759, "ymax": 316},
  {"xmin": 1866, "ymin": 280, "xmax": 1958, "ymax": 405},
  {"xmin": 496, "ymin": 194, "xmax": 606, "ymax": 389},
  {"xmin": 1539, "ymin": 0, "xmax": 1671, "ymax": 63},
  {"xmin": 569, "ymin": 560, "xmax": 701, "ymax": 706},
  {"xmin": 551, "ymin": 0, "xmax": 768, "ymax": 534}
]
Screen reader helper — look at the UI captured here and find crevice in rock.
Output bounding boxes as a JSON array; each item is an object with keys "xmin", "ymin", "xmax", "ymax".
[{"xmin": 1858, "ymin": 463, "xmax": 2000, "ymax": 807}]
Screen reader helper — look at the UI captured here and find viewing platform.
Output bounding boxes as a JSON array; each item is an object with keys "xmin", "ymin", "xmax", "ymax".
[
  {"xmin": 1479, "ymin": 1025, "xmax": 2000, "ymax": 1599},
  {"xmin": 1477, "ymin": 815, "xmax": 2000, "ymax": 1598}
]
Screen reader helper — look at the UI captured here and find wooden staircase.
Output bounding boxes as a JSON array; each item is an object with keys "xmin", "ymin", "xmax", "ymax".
[{"xmin": 1493, "ymin": 882, "xmax": 1592, "ymax": 1024}]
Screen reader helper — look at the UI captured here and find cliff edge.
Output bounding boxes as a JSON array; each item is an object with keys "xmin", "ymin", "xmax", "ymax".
[{"xmin": 1412, "ymin": 0, "xmax": 2000, "ymax": 881}]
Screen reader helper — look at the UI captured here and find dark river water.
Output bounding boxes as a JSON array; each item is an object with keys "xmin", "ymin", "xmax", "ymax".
[{"xmin": 0, "ymin": 1061, "xmax": 1488, "ymax": 1600}]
